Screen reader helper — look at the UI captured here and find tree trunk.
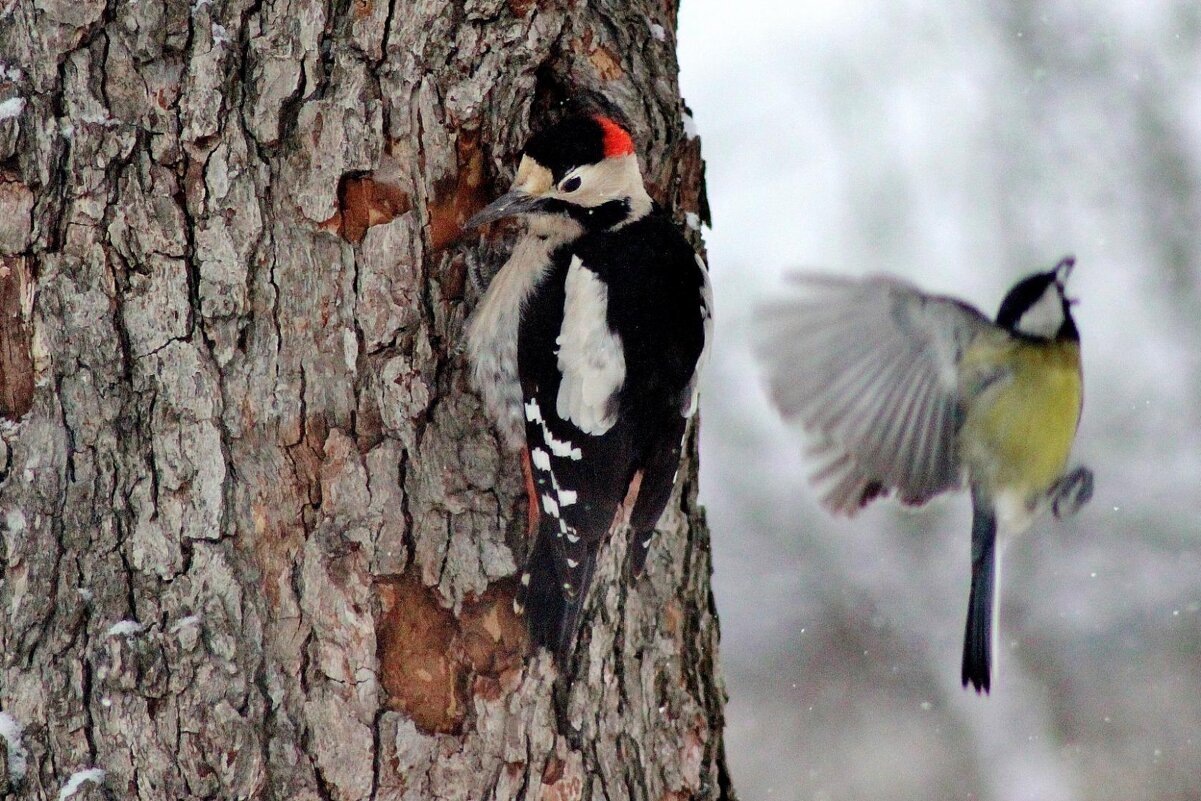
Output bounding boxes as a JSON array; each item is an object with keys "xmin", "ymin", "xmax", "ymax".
[{"xmin": 0, "ymin": 1, "xmax": 730, "ymax": 799}]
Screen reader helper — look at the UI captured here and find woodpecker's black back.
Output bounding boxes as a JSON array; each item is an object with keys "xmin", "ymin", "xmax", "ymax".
[{"xmin": 517, "ymin": 206, "xmax": 709, "ymax": 666}]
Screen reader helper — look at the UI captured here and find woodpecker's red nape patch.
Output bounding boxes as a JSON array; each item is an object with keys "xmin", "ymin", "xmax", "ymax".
[{"xmin": 595, "ymin": 116, "xmax": 635, "ymax": 158}]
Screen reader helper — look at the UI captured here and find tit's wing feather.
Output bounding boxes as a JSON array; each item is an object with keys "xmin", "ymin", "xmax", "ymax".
[{"xmin": 757, "ymin": 273, "xmax": 993, "ymax": 515}]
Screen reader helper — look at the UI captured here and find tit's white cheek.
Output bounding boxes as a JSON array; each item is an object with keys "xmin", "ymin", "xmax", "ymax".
[{"xmin": 1016, "ymin": 288, "xmax": 1064, "ymax": 338}]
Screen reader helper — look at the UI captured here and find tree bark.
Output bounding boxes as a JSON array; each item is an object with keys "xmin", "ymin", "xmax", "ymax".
[{"xmin": 0, "ymin": 0, "xmax": 730, "ymax": 799}]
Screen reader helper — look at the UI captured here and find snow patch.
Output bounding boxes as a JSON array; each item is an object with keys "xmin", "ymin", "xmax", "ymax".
[
  {"xmin": 0, "ymin": 96, "xmax": 24, "ymax": 122},
  {"xmin": 685, "ymin": 211, "xmax": 702, "ymax": 231},
  {"xmin": 682, "ymin": 112, "xmax": 698, "ymax": 140},
  {"xmin": 0, "ymin": 712, "xmax": 28, "ymax": 782},
  {"xmin": 211, "ymin": 22, "xmax": 230, "ymax": 46},
  {"xmin": 78, "ymin": 110, "xmax": 116, "ymax": 127},
  {"xmin": 58, "ymin": 768, "xmax": 106, "ymax": 800},
  {"xmin": 77, "ymin": 588, "xmax": 93, "ymax": 602},
  {"xmin": 342, "ymin": 328, "xmax": 357, "ymax": 373},
  {"xmin": 105, "ymin": 620, "xmax": 144, "ymax": 638},
  {"xmin": 649, "ymin": 21, "xmax": 667, "ymax": 41},
  {"xmin": 4, "ymin": 508, "xmax": 26, "ymax": 534},
  {"xmin": 0, "ymin": 63, "xmax": 23, "ymax": 82}
]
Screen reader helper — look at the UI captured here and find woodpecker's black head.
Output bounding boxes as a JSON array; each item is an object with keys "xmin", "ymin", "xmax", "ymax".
[
  {"xmin": 466, "ymin": 115, "xmax": 652, "ymax": 232},
  {"xmin": 995, "ymin": 255, "xmax": 1079, "ymax": 341}
]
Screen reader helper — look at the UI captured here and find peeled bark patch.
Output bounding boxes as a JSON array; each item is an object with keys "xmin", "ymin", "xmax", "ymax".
[
  {"xmin": 376, "ymin": 575, "xmax": 526, "ymax": 734},
  {"xmin": 377, "ymin": 576, "xmax": 466, "ymax": 733},
  {"xmin": 0, "ymin": 256, "xmax": 32, "ymax": 421},
  {"xmin": 323, "ymin": 173, "xmax": 412, "ymax": 244},
  {"xmin": 0, "ymin": 175, "xmax": 34, "ymax": 255}
]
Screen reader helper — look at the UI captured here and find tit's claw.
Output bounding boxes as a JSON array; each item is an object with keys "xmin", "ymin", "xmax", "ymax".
[{"xmin": 1052, "ymin": 466, "xmax": 1094, "ymax": 519}]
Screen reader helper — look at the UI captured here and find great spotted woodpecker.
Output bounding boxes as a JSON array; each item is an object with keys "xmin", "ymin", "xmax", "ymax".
[{"xmin": 465, "ymin": 115, "xmax": 712, "ymax": 666}]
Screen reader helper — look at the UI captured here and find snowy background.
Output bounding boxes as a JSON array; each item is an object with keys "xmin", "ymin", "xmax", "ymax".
[{"xmin": 677, "ymin": 3, "xmax": 1201, "ymax": 799}]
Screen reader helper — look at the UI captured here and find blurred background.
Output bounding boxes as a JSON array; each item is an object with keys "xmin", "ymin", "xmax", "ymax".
[{"xmin": 678, "ymin": 2, "xmax": 1201, "ymax": 799}]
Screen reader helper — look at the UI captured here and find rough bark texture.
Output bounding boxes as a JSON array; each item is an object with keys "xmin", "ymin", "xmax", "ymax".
[{"xmin": 0, "ymin": 1, "xmax": 728, "ymax": 799}]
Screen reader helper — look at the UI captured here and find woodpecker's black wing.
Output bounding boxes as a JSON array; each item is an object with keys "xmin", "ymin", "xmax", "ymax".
[
  {"xmin": 756, "ymin": 273, "xmax": 991, "ymax": 514},
  {"xmin": 516, "ymin": 210, "xmax": 710, "ymax": 665}
]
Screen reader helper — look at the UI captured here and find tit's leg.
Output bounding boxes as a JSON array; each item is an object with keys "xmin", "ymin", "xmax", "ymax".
[
  {"xmin": 1051, "ymin": 466, "xmax": 1094, "ymax": 519},
  {"xmin": 962, "ymin": 491, "xmax": 997, "ymax": 694}
]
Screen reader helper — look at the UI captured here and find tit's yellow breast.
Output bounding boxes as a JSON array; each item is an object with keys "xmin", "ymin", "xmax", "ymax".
[{"xmin": 959, "ymin": 336, "xmax": 1082, "ymax": 497}]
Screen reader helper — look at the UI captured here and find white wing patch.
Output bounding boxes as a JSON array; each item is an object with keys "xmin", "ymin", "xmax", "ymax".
[
  {"xmin": 683, "ymin": 252, "xmax": 713, "ymax": 417},
  {"xmin": 556, "ymin": 256, "xmax": 625, "ymax": 435}
]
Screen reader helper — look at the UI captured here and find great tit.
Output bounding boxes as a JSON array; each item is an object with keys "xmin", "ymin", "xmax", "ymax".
[{"xmin": 756, "ymin": 256, "xmax": 1093, "ymax": 693}]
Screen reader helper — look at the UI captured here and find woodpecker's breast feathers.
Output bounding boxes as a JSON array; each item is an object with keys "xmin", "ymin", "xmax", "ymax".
[{"xmin": 466, "ymin": 232, "xmax": 565, "ymax": 451}]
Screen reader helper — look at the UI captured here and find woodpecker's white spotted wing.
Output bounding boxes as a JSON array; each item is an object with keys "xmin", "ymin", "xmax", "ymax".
[
  {"xmin": 515, "ymin": 210, "xmax": 710, "ymax": 664},
  {"xmin": 757, "ymin": 274, "xmax": 992, "ymax": 514}
]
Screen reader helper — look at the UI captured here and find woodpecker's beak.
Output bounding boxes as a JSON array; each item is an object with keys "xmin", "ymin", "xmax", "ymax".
[{"xmin": 464, "ymin": 190, "xmax": 548, "ymax": 229}]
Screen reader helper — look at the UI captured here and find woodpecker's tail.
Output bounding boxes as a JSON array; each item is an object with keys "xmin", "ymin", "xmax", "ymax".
[
  {"xmin": 962, "ymin": 496, "xmax": 997, "ymax": 693},
  {"xmin": 517, "ymin": 520, "xmax": 597, "ymax": 668}
]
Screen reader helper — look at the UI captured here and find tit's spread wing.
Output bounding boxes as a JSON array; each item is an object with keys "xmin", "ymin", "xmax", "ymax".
[{"xmin": 757, "ymin": 274, "xmax": 993, "ymax": 514}]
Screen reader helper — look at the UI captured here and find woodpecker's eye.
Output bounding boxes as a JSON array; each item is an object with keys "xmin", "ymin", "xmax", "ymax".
[{"xmin": 561, "ymin": 176, "xmax": 581, "ymax": 193}]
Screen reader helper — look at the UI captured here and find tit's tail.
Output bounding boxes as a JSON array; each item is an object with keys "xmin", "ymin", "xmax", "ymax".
[
  {"xmin": 517, "ymin": 519, "xmax": 597, "ymax": 668},
  {"xmin": 962, "ymin": 497, "xmax": 997, "ymax": 693}
]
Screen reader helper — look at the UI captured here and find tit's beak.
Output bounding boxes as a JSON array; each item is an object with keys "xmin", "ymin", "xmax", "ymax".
[
  {"xmin": 1055, "ymin": 255, "xmax": 1079, "ymax": 303},
  {"xmin": 1054, "ymin": 255, "xmax": 1076, "ymax": 281},
  {"xmin": 464, "ymin": 190, "xmax": 548, "ymax": 229}
]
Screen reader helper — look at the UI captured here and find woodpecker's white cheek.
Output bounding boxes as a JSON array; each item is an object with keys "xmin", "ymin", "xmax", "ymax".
[
  {"xmin": 557, "ymin": 156, "xmax": 652, "ymax": 220},
  {"xmin": 556, "ymin": 257, "xmax": 625, "ymax": 435}
]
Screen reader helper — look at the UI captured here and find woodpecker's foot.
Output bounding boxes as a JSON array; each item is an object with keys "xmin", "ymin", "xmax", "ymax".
[{"xmin": 1051, "ymin": 466, "xmax": 1094, "ymax": 519}]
